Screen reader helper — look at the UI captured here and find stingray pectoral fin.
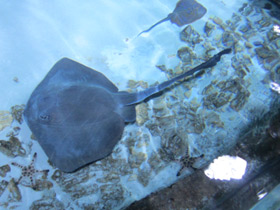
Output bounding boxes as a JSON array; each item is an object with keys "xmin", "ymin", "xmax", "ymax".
[
  {"xmin": 37, "ymin": 58, "xmax": 119, "ymax": 93},
  {"xmin": 114, "ymin": 91, "xmax": 136, "ymax": 122},
  {"xmin": 137, "ymin": 16, "xmax": 170, "ymax": 37},
  {"xmin": 31, "ymin": 112, "xmax": 125, "ymax": 172},
  {"xmin": 118, "ymin": 105, "xmax": 136, "ymax": 123}
]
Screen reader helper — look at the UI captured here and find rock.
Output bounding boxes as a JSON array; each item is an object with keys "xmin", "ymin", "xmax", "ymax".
[
  {"xmin": 152, "ymin": 96, "xmax": 170, "ymax": 117},
  {"xmin": 127, "ymin": 80, "xmax": 138, "ymax": 89},
  {"xmin": 99, "ymin": 184, "xmax": 125, "ymax": 209},
  {"xmin": 13, "ymin": 77, "xmax": 19, "ymax": 83},
  {"xmin": 204, "ymin": 21, "xmax": 215, "ymax": 37},
  {"xmin": 275, "ymin": 39, "xmax": 280, "ymax": 49},
  {"xmin": 234, "ymin": 42, "xmax": 244, "ymax": 53},
  {"xmin": 96, "ymin": 172, "xmax": 120, "ymax": 183},
  {"xmin": 177, "ymin": 47, "xmax": 196, "ymax": 64},
  {"xmin": 0, "ymin": 164, "xmax": 11, "ymax": 177},
  {"xmin": 136, "ymin": 103, "xmax": 149, "ymax": 126},
  {"xmin": 30, "ymin": 191, "xmax": 65, "ymax": 210},
  {"xmin": 8, "ymin": 178, "xmax": 21, "ymax": 202},
  {"xmin": 10, "ymin": 104, "xmax": 25, "ymax": 124},
  {"xmin": 230, "ymin": 89, "xmax": 250, "ymax": 111},
  {"xmin": 239, "ymin": 3, "xmax": 253, "ymax": 16},
  {"xmin": 0, "ymin": 111, "xmax": 13, "ymax": 131},
  {"xmin": 160, "ymin": 129, "xmax": 187, "ymax": 160},
  {"xmin": 128, "ymin": 150, "xmax": 147, "ymax": 168},
  {"xmin": 222, "ymin": 31, "xmax": 236, "ymax": 47},
  {"xmin": 148, "ymin": 152, "xmax": 165, "ymax": 174},
  {"xmin": 156, "ymin": 65, "xmax": 173, "ymax": 75},
  {"xmin": 202, "ymin": 78, "xmax": 250, "ymax": 111},
  {"xmin": 231, "ymin": 54, "xmax": 252, "ymax": 78},
  {"xmin": 0, "ymin": 136, "xmax": 26, "ymax": 157},
  {"xmin": 205, "ymin": 112, "xmax": 224, "ymax": 128},
  {"xmin": 180, "ymin": 25, "xmax": 203, "ymax": 46},
  {"xmin": 257, "ymin": 16, "xmax": 272, "ymax": 28},
  {"xmin": 127, "ymin": 80, "xmax": 148, "ymax": 89},
  {"xmin": 33, "ymin": 179, "xmax": 53, "ymax": 191},
  {"xmin": 137, "ymin": 166, "xmax": 152, "ymax": 187},
  {"xmin": 212, "ymin": 16, "xmax": 227, "ymax": 30},
  {"xmin": 226, "ymin": 13, "xmax": 242, "ymax": 30},
  {"xmin": 6, "ymin": 126, "xmax": 21, "ymax": 137},
  {"xmin": 255, "ymin": 47, "xmax": 279, "ymax": 67},
  {"xmin": 0, "ymin": 180, "xmax": 8, "ymax": 197},
  {"xmin": 255, "ymin": 47, "xmax": 276, "ymax": 59},
  {"xmin": 239, "ymin": 23, "xmax": 251, "ymax": 33},
  {"xmin": 245, "ymin": 42, "xmax": 253, "ymax": 48}
]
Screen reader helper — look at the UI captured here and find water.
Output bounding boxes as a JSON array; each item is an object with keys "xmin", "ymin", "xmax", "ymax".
[{"xmin": 0, "ymin": 0, "xmax": 279, "ymax": 209}]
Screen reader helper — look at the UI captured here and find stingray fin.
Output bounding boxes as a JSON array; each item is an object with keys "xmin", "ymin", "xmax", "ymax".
[
  {"xmin": 37, "ymin": 58, "xmax": 118, "ymax": 93},
  {"xmin": 118, "ymin": 105, "xmax": 136, "ymax": 123},
  {"xmin": 116, "ymin": 91, "xmax": 136, "ymax": 122}
]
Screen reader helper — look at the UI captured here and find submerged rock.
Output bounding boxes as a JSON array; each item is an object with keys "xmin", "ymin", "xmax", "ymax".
[
  {"xmin": 180, "ymin": 25, "xmax": 203, "ymax": 46},
  {"xmin": 156, "ymin": 64, "xmax": 173, "ymax": 75},
  {"xmin": 128, "ymin": 150, "xmax": 147, "ymax": 168},
  {"xmin": 231, "ymin": 54, "xmax": 252, "ymax": 78},
  {"xmin": 239, "ymin": 3, "xmax": 253, "ymax": 16},
  {"xmin": 0, "ymin": 180, "xmax": 8, "ymax": 197},
  {"xmin": 205, "ymin": 112, "xmax": 224, "ymax": 128},
  {"xmin": 204, "ymin": 21, "xmax": 215, "ymax": 37},
  {"xmin": 177, "ymin": 47, "xmax": 196, "ymax": 64},
  {"xmin": 32, "ymin": 179, "xmax": 53, "ymax": 191},
  {"xmin": 255, "ymin": 46, "xmax": 279, "ymax": 71},
  {"xmin": 99, "ymin": 184, "xmax": 125, "ymax": 209},
  {"xmin": 127, "ymin": 80, "xmax": 148, "ymax": 90},
  {"xmin": 7, "ymin": 178, "xmax": 21, "ymax": 202},
  {"xmin": 211, "ymin": 16, "xmax": 227, "ymax": 30},
  {"xmin": 30, "ymin": 191, "xmax": 65, "ymax": 210},
  {"xmin": 257, "ymin": 16, "xmax": 272, "ymax": 28},
  {"xmin": 0, "ymin": 136, "xmax": 26, "ymax": 157},
  {"xmin": 222, "ymin": 31, "xmax": 236, "ymax": 47},
  {"xmin": 202, "ymin": 78, "xmax": 250, "ymax": 111},
  {"xmin": 226, "ymin": 13, "xmax": 242, "ymax": 31},
  {"xmin": 137, "ymin": 166, "xmax": 152, "ymax": 187},
  {"xmin": 0, "ymin": 111, "xmax": 13, "ymax": 131},
  {"xmin": 6, "ymin": 126, "xmax": 21, "ymax": 137},
  {"xmin": 136, "ymin": 103, "xmax": 149, "ymax": 126},
  {"xmin": 148, "ymin": 152, "xmax": 166, "ymax": 174},
  {"xmin": 152, "ymin": 95, "xmax": 170, "ymax": 117},
  {"xmin": 0, "ymin": 164, "xmax": 11, "ymax": 177},
  {"xmin": 10, "ymin": 104, "xmax": 25, "ymax": 124}
]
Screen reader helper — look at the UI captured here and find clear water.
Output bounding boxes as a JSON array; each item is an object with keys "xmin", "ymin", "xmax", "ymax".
[{"xmin": 0, "ymin": 0, "xmax": 279, "ymax": 209}]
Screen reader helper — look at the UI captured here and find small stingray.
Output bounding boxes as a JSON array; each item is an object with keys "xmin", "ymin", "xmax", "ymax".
[
  {"xmin": 24, "ymin": 49, "xmax": 231, "ymax": 172},
  {"xmin": 138, "ymin": 0, "xmax": 207, "ymax": 36}
]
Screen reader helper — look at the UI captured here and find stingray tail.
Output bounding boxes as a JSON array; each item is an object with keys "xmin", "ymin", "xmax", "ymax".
[
  {"xmin": 123, "ymin": 48, "xmax": 232, "ymax": 106},
  {"xmin": 137, "ymin": 16, "xmax": 170, "ymax": 37}
]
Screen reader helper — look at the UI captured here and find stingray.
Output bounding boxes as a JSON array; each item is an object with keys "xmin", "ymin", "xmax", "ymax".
[
  {"xmin": 137, "ymin": 0, "xmax": 207, "ymax": 36},
  {"xmin": 24, "ymin": 48, "xmax": 231, "ymax": 172}
]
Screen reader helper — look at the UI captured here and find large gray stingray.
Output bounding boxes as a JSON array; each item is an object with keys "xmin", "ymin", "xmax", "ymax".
[
  {"xmin": 24, "ymin": 49, "xmax": 231, "ymax": 172},
  {"xmin": 138, "ymin": 0, "xmax": 207, "ymax": 36}
]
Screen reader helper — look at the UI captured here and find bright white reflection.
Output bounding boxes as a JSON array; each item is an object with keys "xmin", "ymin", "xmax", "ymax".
[
  {"xmin": 270, "ymin": 81, "xmax": 280, "ymax": 94},
  {"xmin": 257, "ymin": 190, "xmax": 267, "ymax": 200},
  {"xmin": 273, "ymin": 25, "xmax": 280, "ymax": 35},
  {"xmin": 204, "ymin": 155, "xmax": 247, "ymax": 181},
  {"xmin": 138, "ymin": 32, "xmax": 150, "ymax": 38}
]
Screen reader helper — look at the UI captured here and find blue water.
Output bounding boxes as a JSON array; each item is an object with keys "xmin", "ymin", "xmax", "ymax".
[{"xmin": 0, "ymin": 0, "xmax": 279, "ymax": 209}]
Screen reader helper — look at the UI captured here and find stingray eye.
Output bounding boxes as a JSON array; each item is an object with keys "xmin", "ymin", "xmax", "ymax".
[{"xmin": 39, "ymin": 114, "xmax": 51, "ymax": 121}]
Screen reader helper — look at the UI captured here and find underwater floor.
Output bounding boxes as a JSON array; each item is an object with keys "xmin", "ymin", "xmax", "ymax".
[{"xmin": 0, "ymin": 0, "xmax": 280, "ymax": 209}]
